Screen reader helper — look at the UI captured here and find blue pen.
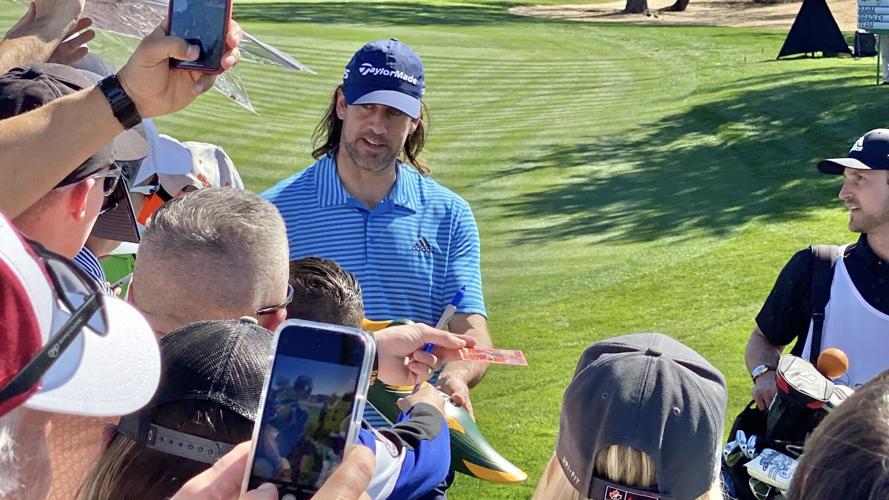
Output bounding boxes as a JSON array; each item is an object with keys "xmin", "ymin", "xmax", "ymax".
[{"xmin": 413, "ymin": 286, "xmax": 465, "ymax": 393}]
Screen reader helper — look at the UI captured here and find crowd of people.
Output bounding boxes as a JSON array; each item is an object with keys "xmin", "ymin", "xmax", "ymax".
[{"xmin": 0, "ymin": 0, "xmax": 888, "ymax": 499}]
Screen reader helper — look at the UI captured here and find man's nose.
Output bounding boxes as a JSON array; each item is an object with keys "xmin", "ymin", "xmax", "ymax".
[
  {"xmin": 838, "ymin": 181, "xmax": 852, "ymax": 200},
  {"xmin": 367, "ymin": 107, "xmax": 387, "ymax": 134}
]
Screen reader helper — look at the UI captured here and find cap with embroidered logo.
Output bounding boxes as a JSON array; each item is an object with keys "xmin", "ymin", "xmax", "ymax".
[
  {"xmin": 556, "ymin": 333, "xmax": 727, "ymax": 500},
  {"xmin": 818, "ymin": 128, "xmax": 889, "ymax": 175},
  {"xmin": 342, "ymin": 38, "xmax": 425, "ymax": 119}
]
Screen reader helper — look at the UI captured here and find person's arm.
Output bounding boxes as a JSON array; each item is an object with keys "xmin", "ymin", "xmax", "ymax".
[
  {"xmin": 359, "ymin": 386, "xmax": 450, "ymax": 499},
  {"xmin": 436, "ymin": 313, "xmax": 491, "ymax": 417},
  {"xmin": 0, "ymin": 19, "xmax": 242, "ymax": 218},
  {"xmin": 747, "ymin": 248, "xmax": 815, "ymax": 410},
  {"xmin": 0, "ymin": 0, "xmax": 84, "ymax": 73},
  {"xmin": 435, "ymin": 201, "xmax": 491, "ymax": 417},
  {"xmin": 745, "ymin": 326, "xmax": 785, "ymax": 411}
]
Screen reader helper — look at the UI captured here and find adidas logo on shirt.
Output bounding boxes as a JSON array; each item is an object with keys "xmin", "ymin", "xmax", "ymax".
[{"xmin": 412, "ymin": 236, "xmax": 433, "ymax": 254}]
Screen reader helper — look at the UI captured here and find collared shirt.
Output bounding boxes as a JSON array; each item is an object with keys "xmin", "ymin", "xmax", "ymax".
[
  {"xmin": 263, "ymin": 155, "xmax": 486, "ymax": 325},
  {"xmin": 756, "ymin": 234, "xmax": 889, "ymax": 346},
  {"xmin": 72, "ymin": 247, "xmax": 113, "ymax": 296}
]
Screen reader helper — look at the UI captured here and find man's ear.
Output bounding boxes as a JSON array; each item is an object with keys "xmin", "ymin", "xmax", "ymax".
[
  {"xmin": 65, "ymin": 178, "xmax": 95, "ymax": 222},
  {"xmin": 335, "ymin": 87, "xmax": 347, "ymax": 120},
  {"xmin": 409, "ymin": 118, "xmax": 420, "ymax": 133}
]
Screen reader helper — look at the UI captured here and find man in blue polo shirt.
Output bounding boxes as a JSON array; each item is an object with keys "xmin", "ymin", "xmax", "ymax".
[{"xmin": 264, "ymin": 39, "xmax": 492, "ymax": 418}]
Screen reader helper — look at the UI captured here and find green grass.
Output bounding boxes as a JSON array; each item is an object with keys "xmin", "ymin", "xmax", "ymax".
[{"xmin": 0, "ymin": 1, "xmax": 877, "ymax": 497}]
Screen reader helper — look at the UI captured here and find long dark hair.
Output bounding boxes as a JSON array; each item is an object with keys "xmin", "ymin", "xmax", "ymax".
[{"xmin": 311, "ymin": 85, "xmax": 430, "ymax": 175}]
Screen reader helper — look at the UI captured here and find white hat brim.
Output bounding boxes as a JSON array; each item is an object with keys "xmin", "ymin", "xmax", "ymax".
[{"xmin": 24, "ymin": 289, "xmax": 160, "ymax": 417}]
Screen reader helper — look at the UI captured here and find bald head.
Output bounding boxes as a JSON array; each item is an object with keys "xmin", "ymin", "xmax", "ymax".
[{"xmin": 132, "ymin": 188, "xmax": 289, "ymax": 336}]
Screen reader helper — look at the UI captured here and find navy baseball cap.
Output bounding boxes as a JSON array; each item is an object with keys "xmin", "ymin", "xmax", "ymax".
[
  {"xmin": 342, "ymin": 39, "xmax": 425, "ymax": 119},
  {"xmin": 818, "ymin": 129, "xmax": 889, "ymax": 175}
]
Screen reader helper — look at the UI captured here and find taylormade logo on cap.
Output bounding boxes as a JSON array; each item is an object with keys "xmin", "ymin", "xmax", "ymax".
[
  {"xmin": 357, "ymin": 62, "xmax": 419, "ymax": 85},
  {"xmin": 342, "ymin": 38, "xmax": 426, "ymax": 119}
]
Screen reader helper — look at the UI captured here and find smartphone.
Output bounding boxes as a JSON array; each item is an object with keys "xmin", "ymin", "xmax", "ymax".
[
  {"xmin": 167, "ymin": 0, "xmax": 232, "ymax": 73},
  {"xmin": 243, "ymin": 320, "xmax": 376, "ymax": 498}
]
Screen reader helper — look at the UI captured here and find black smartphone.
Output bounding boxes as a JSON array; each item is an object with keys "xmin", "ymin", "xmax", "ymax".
[
  {"xmin": 242, "ymin": 320, "xmax": 376, "ymax": 499},
  {"xmin": 167, "ymin": 0, "xmax": 232, "ymax": 73}
]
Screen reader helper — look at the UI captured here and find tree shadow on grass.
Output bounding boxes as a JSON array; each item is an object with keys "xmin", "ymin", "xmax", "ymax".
[
  {"xmin": 233, "ymin": 1, "xmax": 533, "ymax": 27},
  {"xmin": 500, "ymin": 67, "xmax": 883, "ymax": 244}
]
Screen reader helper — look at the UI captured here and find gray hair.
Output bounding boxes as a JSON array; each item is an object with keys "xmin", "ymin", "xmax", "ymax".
[{"xmin": 132, "ymin": 188, "xmax": 289, "ymax": 334}]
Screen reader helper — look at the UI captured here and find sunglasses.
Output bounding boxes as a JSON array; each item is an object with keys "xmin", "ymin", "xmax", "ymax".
[
  {"xmin": 97, "ymin": 165, "xmax": 127, "ymax": 215},
  {"xmin": 256, "ymin": 284, "xmax": 294, "ymax": 315},
  {"xmin": 93, "ymin": 165, "xmax": 122, "ymax": 197},
  {"xmin": 0, "ymin": 241, "xmax": 109, "ymax": 406}
]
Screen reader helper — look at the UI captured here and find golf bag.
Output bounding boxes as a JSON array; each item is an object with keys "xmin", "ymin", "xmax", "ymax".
[{"xmin": 722, "ymin": 245, "xmax": 839, "ymax": 500}]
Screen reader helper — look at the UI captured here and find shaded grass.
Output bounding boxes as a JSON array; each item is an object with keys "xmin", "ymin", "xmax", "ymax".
[{"xmin": 0, "ymin": 1, "xmax": 875, "ymax": 498}]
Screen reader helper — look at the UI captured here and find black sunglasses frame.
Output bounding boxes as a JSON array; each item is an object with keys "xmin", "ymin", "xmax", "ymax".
[
  {"xmin": 0, "ymin": 242, "xmax": 108, "ymax": 406},
  {"xmin": 256, "ymin": 284, "xmax": 294, "ymax": 315},
  {"xmin": 0, "ymin": 291, "xmax": 103, "ymax": 405}
]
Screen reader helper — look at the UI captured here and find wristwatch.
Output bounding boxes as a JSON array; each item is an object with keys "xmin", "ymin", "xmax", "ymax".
[
  {"xmin": 751, "ymin": 364, "xmax": 774, "ymax": 382},
  {"xmin": 98, "ymin": 74, "xmax": 141, "ymax": 130}
]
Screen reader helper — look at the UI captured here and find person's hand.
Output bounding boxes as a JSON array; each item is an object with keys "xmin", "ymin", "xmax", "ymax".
[
  {"xmin": 752, "ymin": 371, "xmax": 778, "ymax": 411},
  {"xmin": 435, "ymin": 374, "xmax": 474, "ymax": 418},
  {"xmin": 117, "ymin": 18, "xmax": 242, "ymax": 119},
  {"xmin": 397, "ymin": 384, "xmax": 446, "ymax": 416},
  {"xmin": 171, "ymin": 442, "xmax": 277, "ymax": 500},
  {"xmin": 172, "ymin": 442, "xmax": 373, "ymax": 500},
  {"xmin": 312, "ymin": 446, "xmax": 374, "ymax": 500},
  {"xmin": 373, "ymin": 323, "xmax": 476, "ymax": 386},
  {"xmin": 47, "ymin": 17, "xmax": 93, "ymax": 64},
  {"xmin": 3, "ymin": 2, "xmax": 37, "ymax": 39},
  {"xmin": 4, "ymin": 0, "xmax": 84, "ymax": 40}
]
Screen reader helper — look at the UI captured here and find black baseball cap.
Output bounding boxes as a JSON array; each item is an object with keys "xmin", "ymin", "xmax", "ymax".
[
  {"xmin": 116, "ymin": 318, "xmax": 273, "ymax": 463},
  {"xmin": 0, "ymin": 63, "xmax": 148, "ymax": 187},
  {"xmin": 557, "ymin": 333, "xmax": 727, "ymax": 500},
  {"xmin": 818, "ymin": 129, "xmax": 889, "ymax": 175}
]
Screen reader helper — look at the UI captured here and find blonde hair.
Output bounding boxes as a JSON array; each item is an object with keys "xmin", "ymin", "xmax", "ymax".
[
  {"xmin": 78, "ymin": 400, "xmax": 253, "ymax": 500},
  {"xmin": 533, "ymin": 446, "xmax": 723, "ymax": 500}
]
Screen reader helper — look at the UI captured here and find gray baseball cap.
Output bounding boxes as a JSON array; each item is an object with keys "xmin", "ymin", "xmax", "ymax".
[{"xmin": 556, "ymin": 333, "xmax": 727, "ymax": 500}]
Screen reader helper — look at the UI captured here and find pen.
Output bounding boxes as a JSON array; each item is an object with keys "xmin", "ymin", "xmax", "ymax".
[{"xmin": 414, "ymin": 286, "xmax": 465, "ymax": 393}]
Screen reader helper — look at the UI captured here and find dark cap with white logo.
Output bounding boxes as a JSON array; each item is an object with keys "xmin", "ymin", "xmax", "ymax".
[
  {"xmin": 818, "ymin": 129, "xmax": 889, "ymax": 175},
  {"xmin": 556, "ymin": 333, "xmax": 727, "ymax": 500},
  {"xmin": 342, "ymin": 38, "xmax": 425, "ymax": 119}
]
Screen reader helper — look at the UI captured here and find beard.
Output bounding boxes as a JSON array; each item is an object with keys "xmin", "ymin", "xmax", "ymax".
[
  {"xmin": 342, "ymin": 135, "xmax": 399, "ymax": 173},
  {"xmin": 848, "ymin": 197, "xmax": 889, "ymax": 233}
]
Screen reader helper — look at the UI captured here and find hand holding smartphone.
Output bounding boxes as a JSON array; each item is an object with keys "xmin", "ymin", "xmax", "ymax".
[
  {"xmin": 243, "ymin": 320, "xmax": 376, "ymax": 499},
  {"xmin": 167, "ymin": 0, "xmax": 233, "ymax": 73}
]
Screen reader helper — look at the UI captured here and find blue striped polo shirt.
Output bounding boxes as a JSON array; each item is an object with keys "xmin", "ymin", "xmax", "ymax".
[{"xmin": 263, "ymin": 155, "xmax": 486, "ymax": 326}]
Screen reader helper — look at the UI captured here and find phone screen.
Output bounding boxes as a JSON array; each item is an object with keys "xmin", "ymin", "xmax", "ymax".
[
  {"xmin": 248, "ymin": 324, "xmax": 368, "ymax": 497},
  {"xmin": 169, "ymin": 0, "xmax": 228, "ymax": 70}
]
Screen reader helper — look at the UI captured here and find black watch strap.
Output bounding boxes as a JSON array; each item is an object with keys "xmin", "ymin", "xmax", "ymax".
[{"xmin": 98, "ymin": 75, "xmax": 141, "ymax": 130}]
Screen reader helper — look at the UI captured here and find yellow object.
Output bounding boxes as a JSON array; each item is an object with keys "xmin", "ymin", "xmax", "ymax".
[
  {"xmin": 464, "ymin": 461, "xmax": 528, "ymax": 483},
  {"xmin": 362, "ymin": 318, "xmax": 394, "ymax": 331}
]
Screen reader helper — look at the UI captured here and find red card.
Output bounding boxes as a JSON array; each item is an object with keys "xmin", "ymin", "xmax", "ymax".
[{"xmin": 459, "ymin": 348, "xmax": 527, "ymax": 366}]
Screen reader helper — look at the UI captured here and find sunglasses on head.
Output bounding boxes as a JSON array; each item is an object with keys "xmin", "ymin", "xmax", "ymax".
[{"xmin": 0, "ymin": 241, "xmax": 109, "ymax": 406}]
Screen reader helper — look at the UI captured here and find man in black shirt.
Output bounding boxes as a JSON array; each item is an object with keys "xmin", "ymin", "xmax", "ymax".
[{"xmin": 745, "ymin": 129, "xmax": 889, "ymax": 410}]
